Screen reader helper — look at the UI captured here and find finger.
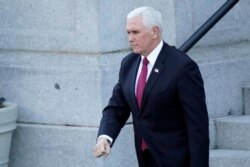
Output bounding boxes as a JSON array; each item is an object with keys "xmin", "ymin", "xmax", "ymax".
[
  {"xmin": 93, "ymin": 145, "xmax": 100, "ymax": 157},
  {"xmin": 103, "ymin": 143, "xmax": 110, "ymax": 156},
  {"xmin": 94, "ymin": 144, "xmax": 104, "ymax": 158},
  {"xmin": 99, "ymin": 142, "xmax": 106, "ymax": 154},
  {"xmin": 100, "ymin": 142, "xmax": 110, "ymax": 157}
]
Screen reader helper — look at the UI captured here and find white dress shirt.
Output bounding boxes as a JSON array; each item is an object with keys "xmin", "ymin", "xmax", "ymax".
[{"xmin": 135, "ymin": 40, "xmax": 163, "ymax": 93}]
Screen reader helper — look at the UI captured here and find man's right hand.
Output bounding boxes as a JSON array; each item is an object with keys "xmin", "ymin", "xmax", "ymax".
[{"xmin": 93, "ymin": 137, "xmax": 111, "ymax": 158}]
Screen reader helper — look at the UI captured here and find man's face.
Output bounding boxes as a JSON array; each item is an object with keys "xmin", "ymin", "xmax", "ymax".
[{"xmin": 126, "ymin": 16, "xmax": 155, "ymax": 56}]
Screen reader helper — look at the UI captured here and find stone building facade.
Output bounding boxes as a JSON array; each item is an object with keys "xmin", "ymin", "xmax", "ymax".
[{"xmin": 0, "ymin": 0, "xmax": 250, "ymax": 166}]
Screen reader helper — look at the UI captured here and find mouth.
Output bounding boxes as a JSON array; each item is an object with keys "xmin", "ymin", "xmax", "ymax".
[{"xmin": 131, "ymin": 44, "xmax": 138, "ymax": 48}]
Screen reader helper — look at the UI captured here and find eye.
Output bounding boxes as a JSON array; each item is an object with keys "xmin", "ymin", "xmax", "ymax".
[{"xmin": 127, "ymin": 30, "xmax": 140, "ymax": 35}]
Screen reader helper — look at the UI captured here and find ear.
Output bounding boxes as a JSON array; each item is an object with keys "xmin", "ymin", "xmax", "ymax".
[{"xmin": 151, "ymin": 26, "xmax": 160, "ymax": 39}]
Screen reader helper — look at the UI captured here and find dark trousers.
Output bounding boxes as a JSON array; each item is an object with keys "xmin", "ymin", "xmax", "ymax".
[{"xmin": 142, "ymin": 149, "xmax": 157, "ymax": 167}]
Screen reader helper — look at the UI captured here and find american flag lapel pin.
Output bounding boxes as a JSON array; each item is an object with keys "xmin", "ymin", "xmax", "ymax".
[{"xmin": 154, "ymin": 68, "xmax": 159, "ymax": 73}]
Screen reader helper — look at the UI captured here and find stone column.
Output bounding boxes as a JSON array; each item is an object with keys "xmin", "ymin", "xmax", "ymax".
[{"xmin": 1, "ymin": 0, "xmax": 176, "ymax": 166}]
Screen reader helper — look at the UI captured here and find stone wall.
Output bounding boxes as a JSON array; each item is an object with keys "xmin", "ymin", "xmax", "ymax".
[{"xmin": 0, "ymin": 0, "xmax": 249, "ymax": 166}]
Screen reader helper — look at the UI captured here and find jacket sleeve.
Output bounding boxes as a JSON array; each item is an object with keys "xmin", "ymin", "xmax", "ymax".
[
  {"xmin": 177, "ymin": 61, "xmax": 209, "ymax": 167},
  {"xmin": 97, "ymin": 59, "xmax": 130, "ymax": 146}
]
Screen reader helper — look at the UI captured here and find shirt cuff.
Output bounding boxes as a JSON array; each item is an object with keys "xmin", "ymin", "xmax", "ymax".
[{"xmin": 97, "ymin": 135, "xmax": 113, "ymax": 144}]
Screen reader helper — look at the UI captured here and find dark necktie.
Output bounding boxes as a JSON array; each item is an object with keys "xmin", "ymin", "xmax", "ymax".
[{"xmin": 136, "ymin": 57, "xmax": 149, "ymax": 150}]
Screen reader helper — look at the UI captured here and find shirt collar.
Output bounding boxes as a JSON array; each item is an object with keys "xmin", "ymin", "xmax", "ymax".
[{"xmin": 141, "ymin": 40, "xmax": 163, "ymax": 66}]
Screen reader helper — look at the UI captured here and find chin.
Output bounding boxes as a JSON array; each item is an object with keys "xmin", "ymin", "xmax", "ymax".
[{"xmin": 132, "ymin": 49, "xmax": 141, "ymax": 54}]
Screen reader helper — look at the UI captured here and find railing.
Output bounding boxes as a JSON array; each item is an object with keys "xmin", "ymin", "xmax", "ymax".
[{"xmin": 179, "ymin": 0, "xmax": 240, "ymax": 53}]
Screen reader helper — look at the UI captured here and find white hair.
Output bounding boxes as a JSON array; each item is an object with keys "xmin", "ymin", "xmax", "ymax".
[{"xmin": 127, "ymin": 7, "xmax": 163, "ymax": 33}]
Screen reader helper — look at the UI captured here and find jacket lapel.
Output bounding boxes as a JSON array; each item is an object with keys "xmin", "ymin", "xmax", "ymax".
[
  {"xmin": 140, "ymin": 43, "xmax": 169, "ymax": 111},
  {"xmin": 128, "ymin": 55, "xmax": 141, "ymax": 111}
]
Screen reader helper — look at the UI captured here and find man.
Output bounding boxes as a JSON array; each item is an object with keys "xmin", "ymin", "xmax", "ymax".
[{"xmin": 94, "ymin": 7, "xmax": 209, "ymax": 167}]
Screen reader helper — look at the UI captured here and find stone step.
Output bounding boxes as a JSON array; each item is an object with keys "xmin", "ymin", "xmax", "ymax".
[
  {"xmin": 209, "ymin": 149, "xmax": 250, "ymax": 167},
  {"xmin": 216, "ymin": 115, "xmax": 250, "ymax": 150}
]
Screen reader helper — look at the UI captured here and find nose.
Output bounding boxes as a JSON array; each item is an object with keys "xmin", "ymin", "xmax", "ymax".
[{"xmin": 128, "ymin": 33, "xmax": 134, "ymax": 43}]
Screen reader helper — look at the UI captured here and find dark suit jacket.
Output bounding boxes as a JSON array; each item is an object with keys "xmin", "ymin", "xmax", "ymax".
[{"xmin": 98, "ymin": 42, "xmax": 209, "ymax": 167}]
